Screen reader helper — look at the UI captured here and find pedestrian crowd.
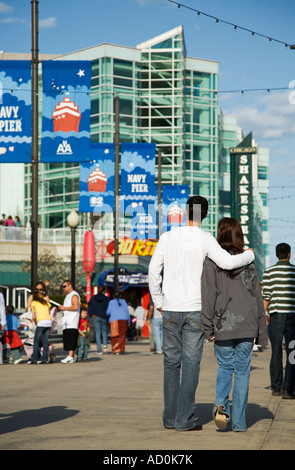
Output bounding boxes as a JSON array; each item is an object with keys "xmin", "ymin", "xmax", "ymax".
[
  {"xmin": 0, "ymin": 280, "xmax": 161, "ymax": 365},
  {"xmin": 0, "ymin": 195, "xmax": 294, "ymax": 433}
]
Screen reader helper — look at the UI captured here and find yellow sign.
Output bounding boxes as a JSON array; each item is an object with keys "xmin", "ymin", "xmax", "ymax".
[{"xmin": 106, "ymin": 238, "xmax": 157, "ymax": 257}]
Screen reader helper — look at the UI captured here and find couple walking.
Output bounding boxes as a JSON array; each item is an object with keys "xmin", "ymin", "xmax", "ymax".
[{"xmin": 148, "ymin": 196, "xmax": 268, "ymax": 432}]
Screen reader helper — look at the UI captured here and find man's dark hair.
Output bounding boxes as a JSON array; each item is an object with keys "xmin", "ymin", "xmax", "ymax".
[
  {"xmin": 186, "ymin": 196, "xmax": 208, "ymax": 222},
  {"xmin": 276, "ymin": 243, "xmax": 291, "ymax": 260}
]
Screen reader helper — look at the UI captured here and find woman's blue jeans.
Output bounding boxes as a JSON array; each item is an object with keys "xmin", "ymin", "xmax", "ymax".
[
  {"xmin": 93, "ymin": 316, "xmax": 108, "ymax": 353},
  {"xmin": 31, "ymin": 326, "xmax": 51, "ymax": 363},
  {"xmin": 214, "ymin": 338, "xmax": 254, "ymax": 431},
  {"xmin": 162, "ymin": 311, "xmax": 204, "ymax": 431}
]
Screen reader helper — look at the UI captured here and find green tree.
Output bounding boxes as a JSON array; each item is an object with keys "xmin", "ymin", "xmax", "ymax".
[{"xmin": 21, "ymin": 249, "xmax": 86, "ymax": 296}]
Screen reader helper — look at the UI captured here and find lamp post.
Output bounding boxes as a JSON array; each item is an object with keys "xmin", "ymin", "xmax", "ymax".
[{"xmin": 67, "ymin": 210, "xmax": 79, "ymax": 290}]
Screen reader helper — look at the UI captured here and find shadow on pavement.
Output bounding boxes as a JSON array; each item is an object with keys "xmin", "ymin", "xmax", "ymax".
[
  {"xmin": 194, "ymin": 402, "xmax": 274, "ymax": 427},
  {"xmin": 0, "ymin": 406, "xmax": 79, "ymax": 435}
]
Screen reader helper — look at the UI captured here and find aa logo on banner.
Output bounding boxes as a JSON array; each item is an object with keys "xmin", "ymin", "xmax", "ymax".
[
  {"xmin": 41, "ymin": 60, "xmax": 91, "ymax": 163},
  {"xmin": 0, "ymin": 61, "xmax": 32, "ymax": 163}
]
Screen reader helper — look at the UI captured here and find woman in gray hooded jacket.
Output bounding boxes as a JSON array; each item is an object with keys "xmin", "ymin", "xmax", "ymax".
[{"xmin": 201, "ymin": 217, "xmax": 268, "ymax": 432}]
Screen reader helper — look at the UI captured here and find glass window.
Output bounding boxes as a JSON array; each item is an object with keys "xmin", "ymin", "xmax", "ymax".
[
  {"xmin": 113, "ymin": 59, "xmax": 133, "ymax": 78},
  {"xmin": 258, "ymin": 166, "xmax": 268, "ymax": 180},
  {"xmin": 151, "ymin": 38, "xmax": 172, "ymax": 49}
]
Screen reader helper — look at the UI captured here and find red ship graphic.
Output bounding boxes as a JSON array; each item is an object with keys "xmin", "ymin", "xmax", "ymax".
[
  {"xmin": 87, "ymin": 165, "xmax": 108, "ymax": 192},
  {"xmin": 52, "ymin": 97, "xmax": 81, "ymax": 133},
  {"xmin": 168, "ymin": 203, "xmax": 184, "ymax": 224}
]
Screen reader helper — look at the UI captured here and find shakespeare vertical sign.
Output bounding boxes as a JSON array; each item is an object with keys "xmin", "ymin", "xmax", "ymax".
[{"xmin": 230, "ymin": 139, "xmax": 256, "ymax": 249}]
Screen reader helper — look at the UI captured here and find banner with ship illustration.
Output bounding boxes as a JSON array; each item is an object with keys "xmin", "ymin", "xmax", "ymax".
[
  {"xmin": 0, "ymin": 61, "xmax": 32, "ymax": 163},
  {"xmin": 79, "ymin": 143, "xmax": 115, "ymax": 213},
  {"xmin": 119, "ymin": 142, "xmax": 156, "ymax": 215},
  {"xmin": 161, "ymin": 185, "xmax": 190, "ymax": 232},
  {"xmin": 40, "ymin": 61, "xmax": 91, "ymax": 162}
]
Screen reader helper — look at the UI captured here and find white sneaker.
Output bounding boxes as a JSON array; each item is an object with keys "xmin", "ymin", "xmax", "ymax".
[
  {"xmin": 61, "ymin": 356, "xmax": 75, "ymax": 363},
  {"xmin": 14, "ymin": 358, "xmax": 23, "ymax": 365}
]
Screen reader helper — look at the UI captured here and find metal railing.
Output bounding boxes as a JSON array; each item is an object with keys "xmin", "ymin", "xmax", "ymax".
[{"xmin": 0, "ymin": 225, "xmax": 115, "ymax": 244}]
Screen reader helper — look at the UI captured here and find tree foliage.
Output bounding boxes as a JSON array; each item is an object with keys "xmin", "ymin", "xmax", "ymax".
[{"xmin": 21, "ymin": 249, "xmax": 86, "ymax": 296}]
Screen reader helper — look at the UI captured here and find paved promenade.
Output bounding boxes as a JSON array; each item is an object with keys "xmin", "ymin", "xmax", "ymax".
[{"xmin": 0, "ymin": 338, "xmax": 294, "ymax": 453}]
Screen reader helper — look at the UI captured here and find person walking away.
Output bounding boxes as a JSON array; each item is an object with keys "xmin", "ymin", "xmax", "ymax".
[
  {"xmin": 59, "ymin": 280, "xmax": 80, "ymax": 363},
  {"xmin": 263, "ymin": 243, "xmax": 295, "ymax": 399},
  {"xmin": 3, "ymin": 305, "xmax": 24, "ymax": 364},
  {"xmin": 201, "ymin": 217, "xmax": 268, "ymax": 431},
  {"xmin": 134, "ymin": 300, "xmax": 146, "ymax": 339},
  {"xmin": 0, "ymin": 291, "xmax": 6, "ymax": 364},
  {"xmin": 88, "ymin": 286, "xmax": 110, "ymax": 355},
  {"xmin": 106, "ymin": 293, "xmax": 130, "ymax": 355},
  {"xmin": 77, "ymin": 308, "xmax": 90, "ymax": 361},
  {"xmin": 148, "ymin": 195, "xmax": 255, "ymax": 432},
  {"xmin": 28, "ymin": 285, "xmax": 52, "ymax": 364}
]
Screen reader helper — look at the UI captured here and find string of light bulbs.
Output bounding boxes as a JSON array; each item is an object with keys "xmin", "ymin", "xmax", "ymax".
[{"xmin": 164, "ymin": 0, "xmax": 295, "ymax": 50}]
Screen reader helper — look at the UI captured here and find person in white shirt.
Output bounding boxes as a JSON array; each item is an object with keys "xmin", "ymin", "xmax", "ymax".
[
  {"xmin": 148, "ymin": 195, "xmax": 255, "ymax": 432},
  {"xmin": 59, "ymin": 280, "xmax": 80, "ymax": 363}
]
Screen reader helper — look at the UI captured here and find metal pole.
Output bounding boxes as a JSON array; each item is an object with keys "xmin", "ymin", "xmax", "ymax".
[
  {"xmin": 114, "ymin": 96, "xmax": 120, "ymax": 295},
  {"xmin": 71, "ymin": 227, "xmax": 76, "ymax": 290},
  {"xmin": 157, "ymin": 149, "xmax": 162, "ymax": 238},
  {"xmin": 31, "ymin": 0, "xmax": 39, "ymax": 290}
]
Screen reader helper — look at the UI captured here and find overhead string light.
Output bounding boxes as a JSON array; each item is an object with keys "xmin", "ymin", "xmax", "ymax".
[{"xmin": 168, "ymin": 0, "xmax": 295, "ymax": 49}]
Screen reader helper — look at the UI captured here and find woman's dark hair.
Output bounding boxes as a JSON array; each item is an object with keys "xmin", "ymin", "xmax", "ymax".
[
  {"xmin": 32, "ymin": 282, "xmax": 48, "ymax": 305},
  {"xmin": 217, "ymin": 217, "xmax": 244, "ymax": 255}
]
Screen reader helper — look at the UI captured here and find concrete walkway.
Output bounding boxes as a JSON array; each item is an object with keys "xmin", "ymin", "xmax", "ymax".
[{"xmin": 0, "ymin": 338, "xmax": 294, "ymax": 451}]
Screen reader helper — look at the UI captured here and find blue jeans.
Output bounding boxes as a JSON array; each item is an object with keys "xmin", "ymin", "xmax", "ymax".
[
  {"xmin": 268, "ymin": 313, "xmax": 295, "ymax": 392},
  {"xmin": 93, "ymin": 316, "xmax": 108, "ymax": 353},
  {"xmin": 214, "ymin": 338, "xmax": 254, "ymax": 431},
  {"xmin": 77, "ymin": 335, "xmax": 90, "ymax": 360},
  {"xmin": 31, "ymin": 326, "xmax": 51, "ymax": 363},
  {"xmin": 152, "ymin": 317, "xmax": 163, "ymax": 353},
  {"xmin": 162, "ymin": 311, "xmax": 204, "ymax": 431}
]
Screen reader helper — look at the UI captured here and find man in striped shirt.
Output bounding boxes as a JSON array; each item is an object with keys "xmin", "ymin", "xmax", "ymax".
[{"xmin": 263, "ymin": 243, "xmax": 295, "ymax": 399}]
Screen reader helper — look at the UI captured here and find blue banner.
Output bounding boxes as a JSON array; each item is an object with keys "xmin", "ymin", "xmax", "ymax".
[
  {"xmin": 162, "ymin": 185, "xmax": 190, "ymax": 232},
  {"xmin": 41, "ymin": 61, "xmax": 91, "ymax": 162},
  {"xmin": 120, "ymin": 143, "xmax": 156, "ymax": 215},
  {"xmin": 130, "ymin": 190, "xmax": 158, "ymax": 240},
  {"xmin": 79, "ymin": 143, "xmax": 114, "ymax": 213},
  {"xmin": 0, "ymin": 61, "xmax": 31, "ymax": 163}
]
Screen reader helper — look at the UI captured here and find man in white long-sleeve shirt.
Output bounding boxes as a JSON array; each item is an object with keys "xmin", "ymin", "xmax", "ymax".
[{"xmin": 148, "ymin": 195, "xmax": 255, "ymax": 432}]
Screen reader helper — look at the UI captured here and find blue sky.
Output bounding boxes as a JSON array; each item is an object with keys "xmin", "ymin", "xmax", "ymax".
[{"xmin": 1, "ymin": 0, "xmax": 295, "ymax": 264}]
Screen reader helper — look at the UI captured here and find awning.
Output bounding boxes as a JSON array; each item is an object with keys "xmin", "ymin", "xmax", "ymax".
[{"xmin": 97, "ymin": 266, "xmax": 148, "ymax": 290}]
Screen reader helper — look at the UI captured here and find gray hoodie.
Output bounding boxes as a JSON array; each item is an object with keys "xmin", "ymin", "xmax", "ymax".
[{"xmin": 201, "ymin": 257, "xmax": 268, "ymax": 346}]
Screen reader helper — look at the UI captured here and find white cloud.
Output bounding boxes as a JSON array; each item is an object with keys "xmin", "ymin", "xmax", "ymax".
[
  {"xmin": 223, "ymin": 91, "xmax": 295, "ymax": 140},
  {"xmin": 39, "ymin": 17, "xmax": 57, "ymax": 29},
  {"xmin": 0, "ymin": 2, "xmax": 13, "ymax": 14},
  {"xmin": 0, "ymin": 17, "xmax": 25, "ymax": 23}
]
